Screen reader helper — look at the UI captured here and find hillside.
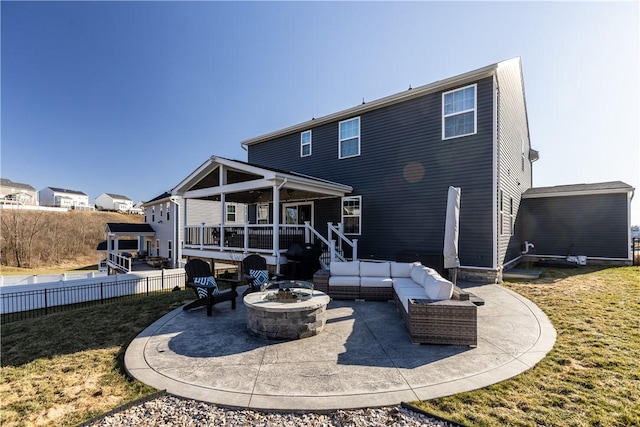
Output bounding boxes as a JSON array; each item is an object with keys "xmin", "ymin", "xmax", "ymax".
[{"xmin": 0, "ymin": 210, "xmax": 143, "ymax": 269}]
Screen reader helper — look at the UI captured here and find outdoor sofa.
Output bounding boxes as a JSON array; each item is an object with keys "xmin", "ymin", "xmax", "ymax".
[{"xmin": 313, "ymin": 261, "xmax": 477, "ymax": 346}]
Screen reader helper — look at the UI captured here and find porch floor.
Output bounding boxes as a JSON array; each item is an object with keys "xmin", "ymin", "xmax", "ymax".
[{"xmin": 125, "ymin": 281, "xmax": 555, "ymax": 411}]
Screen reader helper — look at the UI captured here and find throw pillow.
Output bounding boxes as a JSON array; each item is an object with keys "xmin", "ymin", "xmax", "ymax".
[
  {"xmin": 249, "ymin": 269, "xmax": 269, "ymax": 288},
  {"xmin": 193, "ymin": 276, "xmax": 220, "ymax": 298}
]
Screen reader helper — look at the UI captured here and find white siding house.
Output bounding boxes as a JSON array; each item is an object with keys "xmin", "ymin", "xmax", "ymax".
[
  {"xmin": 0, "ymin": 178, "xmax": 38, "ymax": 206},
  {"xmin": 96, "ymin": 193, "xmax": 134, "ymax": 212},
  {"xmin": 38, "ymin": 187, "xmax": 90, "ymax": 209}
]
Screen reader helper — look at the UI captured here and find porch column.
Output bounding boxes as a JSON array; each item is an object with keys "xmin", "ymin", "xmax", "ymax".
[
  {"xmin": 272, "ymin": 183, "xmax": 280, "ymax": 262},
  {"xmin": 220, "ymin": 192, "xmax": 226, "ymax": 248}
]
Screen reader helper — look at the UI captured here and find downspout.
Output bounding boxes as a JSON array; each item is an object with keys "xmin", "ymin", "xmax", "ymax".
[{"xmin": 169, "ymin": 197, "xmax": 181, "ymax": 268}]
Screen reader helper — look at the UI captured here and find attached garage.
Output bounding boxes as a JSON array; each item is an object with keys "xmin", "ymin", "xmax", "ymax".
[{"xmin": 520, "ymin": 181, "xmax": 634, "ymax": 264}]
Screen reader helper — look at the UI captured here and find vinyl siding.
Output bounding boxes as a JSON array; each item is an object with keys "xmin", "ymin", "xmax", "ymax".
[
  {"xmin": 249, "ymin": 77, "xmax": 496, "ymax": 267},
  {"xmin": 185, "ymin": 199, "xmax": 246, "ymax": 225},
  {"xmin": 522, "ymin": 193, "xmax": 630, "ymax": 258},
  {"xmin": 496, "ymin": 59, "xmax": 532, "ymax": 266}
]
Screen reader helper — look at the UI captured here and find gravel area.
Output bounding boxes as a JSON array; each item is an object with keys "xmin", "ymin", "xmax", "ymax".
[{"xmin": 89, "ymin": 395, "xmax": 459, "ymax": 426}]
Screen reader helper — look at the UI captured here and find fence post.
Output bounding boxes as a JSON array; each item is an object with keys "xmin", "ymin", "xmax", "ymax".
[
  {"xmin": 44, "ymin": 288, "xmax": 48, "ymax": 315},
  {"xmin": 162, "ymin": 269, "xmax": 165, "ymax": 290},
  {"xmin": 100, "ymin": 282, "xmax": 104, "ymax": 304},
  {"xmin": 146, "ymin": 277, "xmax": 150, "ymax": 296}
]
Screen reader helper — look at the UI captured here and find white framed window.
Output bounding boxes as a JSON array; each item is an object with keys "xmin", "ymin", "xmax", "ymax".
[
  {"xmin": 156, "ymin": 239, "xmax": 160, "ymax": 256},
  {"xmin": 257, "ymin": 203, "xmax": 269, "ymax": 224},
  {"xmin": 226, "ymin": 204, "xmax": 236, "ymax": 222},
  {"xmin": 339, "ymin": 117, "xmax": 360, "ymax": 159},
  {"xmin": 167, "ymin": 240, "xmax": 172, "ymax": 260},
  {"xmin": 342, "ymin": 196, "xmax": 362, "ymax": 235},
  {"xmin": 301, "ymin": 130, "xmax": 312, "ymax": 157},
  {"xmin": 442, "ymin": 84, "xmax": 477, "ymax": 139}
]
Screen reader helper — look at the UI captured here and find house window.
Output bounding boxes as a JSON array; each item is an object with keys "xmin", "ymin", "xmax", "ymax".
[
  {"xmin": 152, "ymin": 207, "xmax": 155, "ymax": 222},
  {"xmin": 168, "ymin": 240, "xmax": 172, "ymax": 261},
  {"xmin": 339, "ymin": 117, "xmax": 360, "ymax": 159},
  {"xmin": 226, "ymin": 204, "xmax": 236, "ymax": 222},
  {"xmin": 442, "ymin": 84, "xmax": 477, "ymax": 139},
  {"xmin": 342, "ymin": 196, "xmax": 362, "ymax": 235},
  {"xmin": 156, "ymin": 239, "xmax": 160, "ymax": 257},
  {"xmin": 301, "ymin": 130, "xmax": 312, "ymax": 157},
  {"xmin": 166, "ymin": 202, "xmax": 170, "ymax": 220},
  {"xmin": 257, "ymin": 203, "xmax": 269, "ymax": 224}
]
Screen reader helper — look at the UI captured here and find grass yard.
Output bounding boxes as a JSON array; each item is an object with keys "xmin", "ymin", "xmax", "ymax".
[
  {"xmin": 415, "ymin": 266, "xmax": 640, "ymax": 426},
  {"xmin": 0, "ymin": 290, "xmax": 193, "ymax": 427},
  {"xmin": 1, "ymin": 266, "xmax": 638, "ymax": 426}
]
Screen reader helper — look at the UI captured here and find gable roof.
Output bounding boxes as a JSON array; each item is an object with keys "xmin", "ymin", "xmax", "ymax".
[
  {"xmin": 45, "ymin": 187, "xmax": 87, "ymax": 196},
  {"xmin": 143, "ymin": 192, "xmax": 172, "ymax": 206},
  {"xmin": 523, "ymin": 181, "xmax": 634, "ymax": 198},
  {"xmin": 0, "ymin": 178, "xmax": 36, "ymax": 191},
  {"xmin": 241, "ymin": 57, "xmax": 521, "ymax": 147},
  {"xmin": 172, "ymin": 156, "xmax": 352, "ymax": 199}
]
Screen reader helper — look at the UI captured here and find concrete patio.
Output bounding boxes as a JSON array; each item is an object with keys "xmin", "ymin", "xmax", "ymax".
[{"xmin": 125, "ymin": 282, "xmax": 555, "ymax": 411}]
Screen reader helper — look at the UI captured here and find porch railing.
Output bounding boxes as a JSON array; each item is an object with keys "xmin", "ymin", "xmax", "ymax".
[
  {"xmin": 183, "ymin": 222, "xmax": 358, "ymax": 266},
  {"xmin": 106, "ymin": 252, "xmax": 132, "ymax": 273}
]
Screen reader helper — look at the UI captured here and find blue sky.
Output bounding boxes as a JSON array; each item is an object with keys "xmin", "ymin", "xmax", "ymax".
[{"xmin": 2, "ymin": 1, "xmax": 638, "ymax": 224}]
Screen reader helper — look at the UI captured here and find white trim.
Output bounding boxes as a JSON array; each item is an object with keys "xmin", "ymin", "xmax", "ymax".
[
  {"xmin": 492, "ymin": 76, "xmax": 498, "ymax": 270},
  {"xmin": 442, "ymin": 84, "xmax": 477, "ymax": 140},
  {"xmin": 523, "ymin": 187, "xmax": 634, "ymax": 198},
  {"xmin": 300, "ymin": 130, "xmax": 312, "ymax": 157},
  {"xmin": 338, "ymin": 117, "xmax": 361, "ymax": 159},
  {"xmin": 341, "ymin": 195, "xmax": 362, "ymax": 235}
]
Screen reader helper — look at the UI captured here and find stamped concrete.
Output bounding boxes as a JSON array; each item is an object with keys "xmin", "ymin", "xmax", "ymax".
[{"xmin": 125, "ymin": 282, "xmax": 556, "ymax": 411}]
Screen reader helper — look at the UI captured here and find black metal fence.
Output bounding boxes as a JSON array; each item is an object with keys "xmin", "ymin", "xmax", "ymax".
[{"xmin": 1, "ymin": 272, "xmax": 186, "ymax": 324}]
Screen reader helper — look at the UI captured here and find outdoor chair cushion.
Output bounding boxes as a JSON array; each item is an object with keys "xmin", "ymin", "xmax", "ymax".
[
  {"xmin": 410, "ymin": 265, "xmax": 429, "ymax": 285},
  {"xmin": 330, "ymin": 261, "xmax": 360, "ymax": 276},
  {"xmin": 329, "ymin": 275, "xmax": 360, "ymax": 287},
  {"xmin": 390, "ymin": 261, "xmax": 420, "ymax": 278},
  {"xmin": 423, "ymin": 273, "xmax": 454, "ymax": 300},
  {"xmin": 249, "ymin": 269, "xmax": 269, "ymax": 289},
  {"xmin": 193, "ymin": 276, "xmax": 219, "ymax": 298},
  {"xmin": 360, "ymin": 276, "xmax": 393, "ymax": 288},
  {"xmin": 359, "ymin": 261, "xmax": 390, "ymax": 277}
]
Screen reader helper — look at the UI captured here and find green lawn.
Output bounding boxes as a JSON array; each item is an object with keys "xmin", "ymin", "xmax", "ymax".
[
  {"xmin": 415, "ymin": 266, "xmax": 640, "ymax": 426},
  {"xmin": 1, "ymin": 266, "xmax": 638, "ymax": 426}
]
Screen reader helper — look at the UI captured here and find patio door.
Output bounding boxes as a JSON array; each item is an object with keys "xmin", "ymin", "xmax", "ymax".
[{"xmin": 283, "ymin": 202, "xmax": 313, "ymax": 226}]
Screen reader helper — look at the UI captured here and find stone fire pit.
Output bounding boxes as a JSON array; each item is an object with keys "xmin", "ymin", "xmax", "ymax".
[{"xmin": 243, "ymin": 282, "xmax": 330, "ymax": 340}]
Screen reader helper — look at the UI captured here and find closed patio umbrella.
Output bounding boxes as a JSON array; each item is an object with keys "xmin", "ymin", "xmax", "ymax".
[{"xmin": 443, "ymin": 186, "xmax": 461, "ymax": 284}]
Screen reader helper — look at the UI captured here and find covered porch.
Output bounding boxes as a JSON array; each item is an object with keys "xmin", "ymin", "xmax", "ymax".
[{"xmin": 173, "ymin": 157, "xmax": 356, "ymax": 272}]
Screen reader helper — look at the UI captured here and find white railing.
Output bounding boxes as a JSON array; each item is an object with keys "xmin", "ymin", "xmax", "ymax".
[
  {"xmin": 182, "ymin": 221, "xmax": 358, "ymax": 266},
  {"xmin": 107, "ymin": 252, "xmax": 132, "ymax": 273},
  {"xmin": 327, "ymin": 222, "xmax": 358, "ymax": 262}
]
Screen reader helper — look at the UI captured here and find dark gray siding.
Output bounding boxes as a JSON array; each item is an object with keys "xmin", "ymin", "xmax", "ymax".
[
  {"xmin": 249, "ymin": 77, "xmax": 496, "ymax": 267},
  {"xmin": 496, "ymin": 59, "xmax": 533, "ymax": 267},
  {"xmin": 522, "ymin": 193, "xmax": 629, "ymax": 258}
]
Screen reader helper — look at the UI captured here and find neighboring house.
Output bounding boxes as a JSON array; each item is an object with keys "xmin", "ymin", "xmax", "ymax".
[
  {"xmin": 103, "ymin": 223, "xmax": 156, "ymax": 273},
  {"xmin": 520, "ymin": 182, "xmax": 634, "ymax": 263},
  {"xmin": 144, "ymin": 57, "xmax": 634, "ymax": 280},
  {"xmin": 95, "ymin": 192, "xmax": 134, "ymax": 212},
  {"xmin": 0, "ymin": 178, "xmax": 38, "ymax": 206},
  {"xmin": 38, "ymin": 187, "xmax": 90, "ymax": 209}
]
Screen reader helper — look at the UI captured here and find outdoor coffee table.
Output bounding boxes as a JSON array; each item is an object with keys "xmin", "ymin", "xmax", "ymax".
[{"xmin": 243, "ymin": 280, "xmax": 330, "ymax": 340}]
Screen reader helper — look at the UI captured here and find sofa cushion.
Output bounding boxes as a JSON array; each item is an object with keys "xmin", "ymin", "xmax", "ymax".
[
  {"xmin": 360, "ymin": 277, "xmax": 393, "ymax": 288},
  {"xmin": 410, "ymin": 265, "xmax": 429, "ymax": 286},
  {"xmin": 395, "ymin": 284, "xmax": 427, "ymax": 312},
  {"xmin": 330, "ymin": 261, "xmax": 360, "ymax": 276},
  {"xmin": 390, "ymin": 261, "xmax": 420, "ymax": 278},
  {"xmin": 329, "ymin": 276, "xmax": 360, "ymax": 287},
  {"xmin": 359, "ymin": 261, "xmax": 390, "ymax": 277},
  {"xmin": 423, "ymin": 274, "xmax": 454, "ymax": 300},
  {"xmin": 392, "ymin": 277, "xmax": 420, "ymax": 292}
]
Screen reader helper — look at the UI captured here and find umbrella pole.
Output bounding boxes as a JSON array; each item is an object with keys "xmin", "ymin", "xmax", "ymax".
[{"xmin": 451, "ymin": 267, "xmax": 458, "ymax": 285}]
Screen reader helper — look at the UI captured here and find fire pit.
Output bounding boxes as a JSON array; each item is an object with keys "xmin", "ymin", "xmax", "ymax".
[{"xmin": 243, "ymin": 280, "xmax": 330, "ymax": 340}]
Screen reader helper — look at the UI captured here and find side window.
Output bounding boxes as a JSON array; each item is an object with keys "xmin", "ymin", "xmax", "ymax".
[
  {"xmin": 339, "ymin": 117, "xmax": 360, "ymax": 159},
  {"xmin": 442, "ymin": 84, "xmax": 477, "ymax": 139},
  {"xmin": 226, "ymin": 204, "xmax": 236, "ymax": 222},
  {"xmin": 342, "ymin": 196, "xmax": 362, "ymax": 235},
  {"xmin": 301, "ymin": 130, "xmax": 312, "ymax": 157},
  {"xmin": 166, "ymin": 202, "xmax": 170, "ymax": 220}
]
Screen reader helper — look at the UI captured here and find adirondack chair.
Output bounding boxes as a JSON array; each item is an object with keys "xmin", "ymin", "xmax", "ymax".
[
  {"xmin": 183, "ymin": 259, "xmax": 240, "ymax": 316},
  {"xmin": 241, "ymin": 254, "xmax": 282, "ymax": 296}
]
